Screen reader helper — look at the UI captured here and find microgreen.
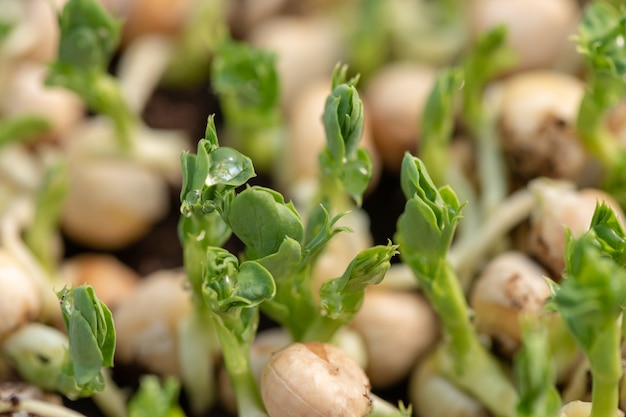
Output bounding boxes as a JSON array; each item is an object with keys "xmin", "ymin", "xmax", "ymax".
[
  {"xmin": 56, "ymin": 285, "xmax": 116, "ymax": 398},
  {"xmin": 395, "ymin": 153, "xmax": 518, "ymax": 417},
  {"xmin": 46, "ymin": 0, "xmax": 136, "ymax": 150},
  {"xmin": 178, "ymin": 102, "xmax": 399, "ymax": 414},
  {"xmin": 211, "ymin": 38, "xmax": 282, "ymax": 172},
  {"xmin": 3, "ymin": 286, "xmax": 117, "ymax": 399},
  {"xmin": 318, "ymin": 63, "xmax": 371, "ymax": 208},
  {"xmin": 549, "ymin": 203, "xmax": 626, "ymax": 417},
  {"xmin": 574, "ymin": 1, "xmax": 626, "ymax": 205},
  {"xmin": 178, "ymin": 115, "xmax": 257, "ymax": 415}
]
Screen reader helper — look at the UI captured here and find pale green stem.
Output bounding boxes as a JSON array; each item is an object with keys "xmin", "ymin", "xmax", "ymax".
[
  {"xmin": 589, "ymin": 320, "xmax": 622, "ymax": 417},
  {"xmin": 211, "ymin": 315, "xmax": 267, "ymax": 417},
  {"xmin": 177, "ymin": 310, "xmax": 219, "ymax": 415}
]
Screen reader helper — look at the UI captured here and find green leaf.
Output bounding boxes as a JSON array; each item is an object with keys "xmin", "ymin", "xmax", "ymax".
[
  {"xmin": 575, "ymin": 1, "xmax": 626, "ymax": 78},
  {"xmin": 320, "ymin": 242, "xmax": 399, "ymax": 320},
  {"xmin": 54, "ymin": 0, "xmax": 121, "ymax": 71},
  {"xmin": 211, "ymin": 39, "xmax": 280, "ymax": 115},
  {"xmin": 396, "ymin": 154, "xmax": 464, "ymax": 277},
  {"xmin": 323, "ymin": 83, "xmax": 364, "ymax": 162},
  {"xmin": 302, "ymin": 205, "xmax": 351, "ymax": 262},
  {"xmin": 589, "ymin": 201, "xmax": 626, "ymax": 266},
  {"xmin": 228, "ymin": 186, "xmax": 304, "ymax": 259},
  {"xmin": 201, "ymin": 249, "xmax": 275, "ymax": 310},
  {"xmin": 554, "ymin": 231, "xmax": 626, "ymax": 352},
  {"xmin": 56, "ymin": 285, "xmax": 115, "ymax": 397},
  {"xmin": 178, "ymin": 118, "xmax": 256, "ymax": 250}
]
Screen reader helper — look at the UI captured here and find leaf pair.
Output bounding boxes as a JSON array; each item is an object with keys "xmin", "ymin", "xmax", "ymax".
[{"xmin": 57, "ymin": 285, "xmax": 115, "ymax": 397}]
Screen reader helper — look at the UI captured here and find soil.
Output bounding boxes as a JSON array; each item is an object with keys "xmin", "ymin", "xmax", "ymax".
[{"xmin": 59, "ymin": 80, "xmax": 411, "ymax": 416}]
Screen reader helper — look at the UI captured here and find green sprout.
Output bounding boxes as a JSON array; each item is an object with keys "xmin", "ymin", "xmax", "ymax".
[
  {"xmin": 2, "ymin": 285, "xmax": 115, "ymax": 399},
  {"xmin": 574, "ymin": 1, "xmax": 626, "ymax": 205},
  {"xmin": 211, "ymin": 38, "xmax": 282, "ymax": 172},
  {"xmin": 549, "ymin": 202, "xmax": 626, "ymax": 417},
  {"xmin": 317, "ymin": 63, "xmax": 372, "ymax": 209},
  {"xmin": 394, "ymin": 153, "xmax": 518, "ymax": 417},
  {"xmin": 46, "ymin": 0, "xmax": 136, "ymax": 150}
]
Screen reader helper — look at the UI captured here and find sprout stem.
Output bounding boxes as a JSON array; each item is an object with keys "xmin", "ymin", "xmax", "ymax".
[
  {"xmin": 589, "ymin": 319, "xmax": 622, "ymax": 417},
  {"xmin": 211, "ymin": 315, "xmax": 267, "ymax": 417}
]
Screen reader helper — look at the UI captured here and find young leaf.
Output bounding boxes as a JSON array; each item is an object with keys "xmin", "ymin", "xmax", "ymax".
[
  {"xmin": 211, "ymin": 38, "xmax": 281, "ymax": 171},
  {"xmin": 551, "ymin": 208, "xmax": 626, "ymax": 417},
  {"xmin": 46, "ymin": 0, "xmax": 134, "ymax": 149},
  {"xmin": 319, "ymin": 64, "xmax": 372, "ymax": 206},
  {"xmin": 395, "ymin": 153, "xmax": 518, "ymax": 417},
  {"xmin": 227, "ymin": 186, "xmax": 304, "ymax": 259},
  {"xmin": 396, "ymin": 153, "xmax": 464, "ymax": 279},
  {"xmin": 56, "ymin": 285, "xmax": 115, "ymax": 397},
  {"xmin": 319, "ymin": 242, "xmax": 399, "ymax": 321}
]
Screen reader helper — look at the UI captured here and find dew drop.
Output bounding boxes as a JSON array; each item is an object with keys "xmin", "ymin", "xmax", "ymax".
[{"xmin": 206, "ymin": 151, "xmax": 245, "ymax": 186}]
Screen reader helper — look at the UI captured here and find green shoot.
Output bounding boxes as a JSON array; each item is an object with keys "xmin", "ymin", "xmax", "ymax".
[
  {"xmin": 394, "ymin": 153, "xmax": 518, "ymax": 417},
  {"xmin": 179, "ymin": 116, "xmax": 269, "ymax": 417},
  {"xmin": 549, "ymin": 202, "xmax": 626, "ymax": 417},
  {"xmin": 574, "ymin": 1, "xmax": 626, "ymax": 205},
  {"xmin": 178, "ymin": 115, "xmax": 256, "ymax": 415},
  {"xmin": 128, "ymin": 376, "xmax": 187, "ymax": 417},
  {"xmin": 56, "ymin": 285, "xmax": 116, "ymax": 398},
  {"xmin": 318, "ymin": 63, "xmax": 371, "ymax": 209},
  {"xmin": 2, "ymin": 285, "xmax": 116, "ymax": 400},
  {"xmin": 46, "ymin": 0, "xmax": 136, "ymax": 150},
  {"xmin": 211, "ymin": 38, "xmax": 282, "ymax": 172}
]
